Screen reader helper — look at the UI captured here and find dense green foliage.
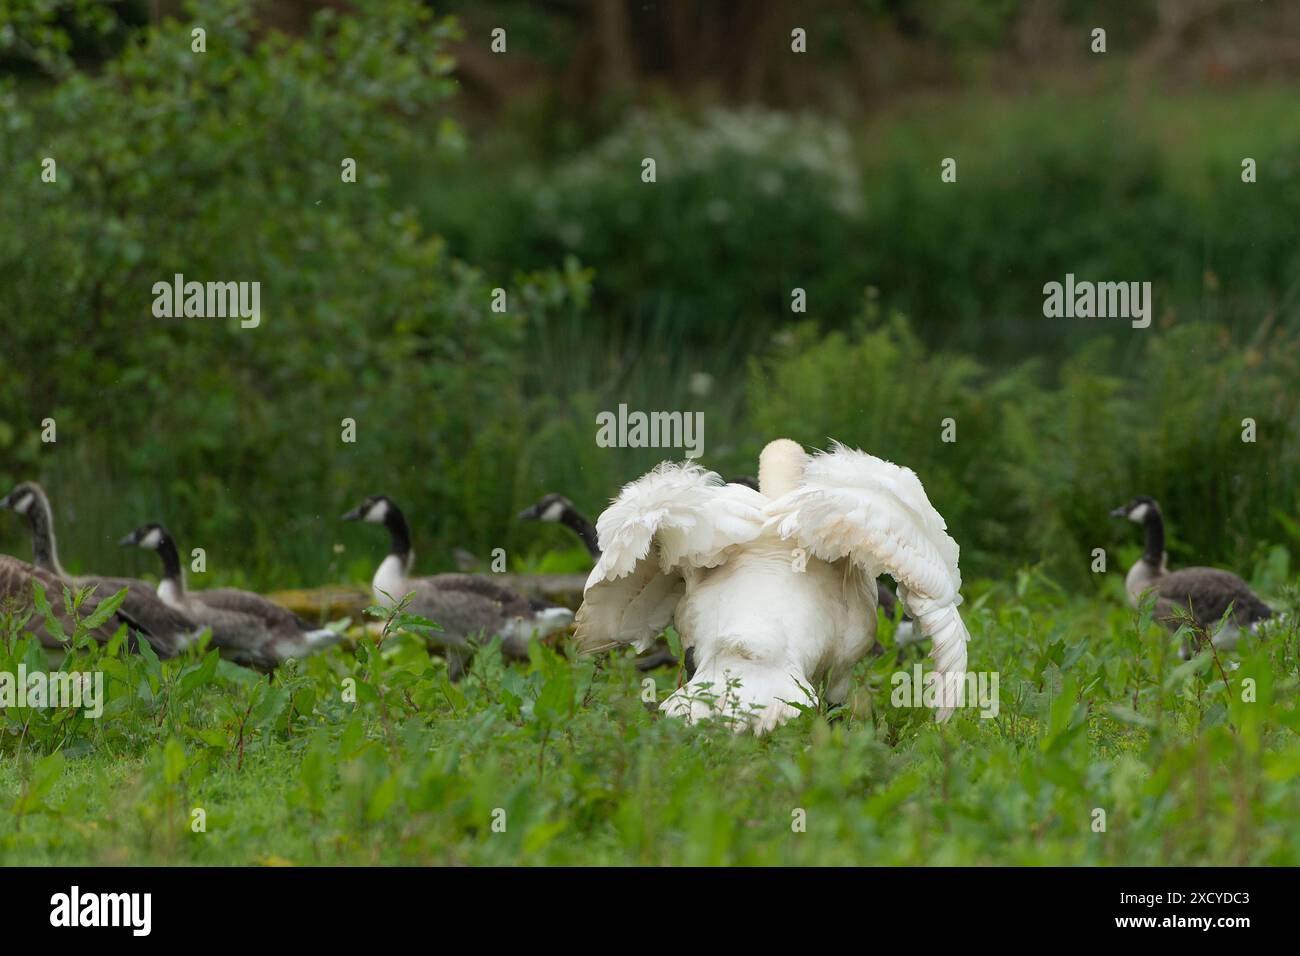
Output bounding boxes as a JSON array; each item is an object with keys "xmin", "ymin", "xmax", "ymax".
[
  {"xmin": 451, "ymin": 108, "xmax": 868, "ymax": 345},
  {"xmin": 1, "ymin": 0, "xmax": 591, "ymax": 586},
  {"xmin": 2, "ymin": 577, "xmax": 1298, "ymax": 864},
  {"xmin": 1, "ymin": 2, "xmax": 1296, "ymax": 597},
  {"xmin": 751, "ymin": 313, "xmax": 1300, "ymax": 583},
  {"xmin": 420, "ymin": 91, "xmax": 1300, "ymax": 359},
  {"xmin": 2, "ymin": 0, "xmax": 1298, "ymax": 870}
]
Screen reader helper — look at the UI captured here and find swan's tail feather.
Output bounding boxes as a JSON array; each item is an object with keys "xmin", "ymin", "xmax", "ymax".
[{"xmin": 909, "ymin": 602, "xmax": 969, "ymax": 721}]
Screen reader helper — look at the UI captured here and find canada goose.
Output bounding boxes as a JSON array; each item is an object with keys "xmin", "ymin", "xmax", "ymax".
[
  {"xmin": 119, "ymin": 523, "xmax": 342, "ymax": 669},
  {"xmin": 1111, "ymin": 496, "xmax": 1273, "ymax": 658},
  {"xmin": 343, "ymin": 495, "xmax": 574, "ymax": 679},
  {"xmin": 0, "ymin": 554, "xmax": 135, "ymax": 652},
  {"xmin": 517, "ymin": 494, "xmax": 600, "ymax": 558},
  {"xmin": 519, "ymin": 488, "xmax": 913, "ymax": 659},
  {"xmin": 1, "ymin": 481, "xmax": 200, "ymax": 657},
  {"xmin": 576, "ymin": 439, "xmax": 972, "ymax": 733}
]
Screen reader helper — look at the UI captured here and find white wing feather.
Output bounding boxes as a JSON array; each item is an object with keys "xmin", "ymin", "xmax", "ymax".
[
  {"xmin": 574, "ymin": 462, "xmax": 766, "ymax": 654},
  {"xmin": 766, "ymin": 441, "xmax": 970, "ymax": 720}
]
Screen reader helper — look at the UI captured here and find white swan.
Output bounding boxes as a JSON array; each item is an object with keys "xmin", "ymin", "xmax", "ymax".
[{"xmin": 575, "ymin": 438, "xmax": 971, "ymax": 732}]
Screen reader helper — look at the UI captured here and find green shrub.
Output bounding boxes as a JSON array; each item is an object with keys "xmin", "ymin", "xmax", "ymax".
[
  {"xmin": 746, "ymin": 310, "xmax": 1300, "ymax": 584},
  {"xmin": 0, "ymin": 0, "xmax": 588, "ymax": 583},
  {"xmin": 858, "ymin": 111, "xmax": 1300, "ymax": 359},
  {"xmin": 439, "ymin": 94, "xmax": 1300, "ymax": 360},
  {"xmin": 495, "ymin": 107, "xmax": 868, "ymax": 343},
  {"xmin": 1009, "ymin": 323, "xmax": 1300, "ymax": 579},
  {"xmin": 4, "ymin": 569, "xmax": 1299, "ymax": 864},
  {"xmin": 746, "ymin": 308, "xmax": 1033, "ymax": 573}
]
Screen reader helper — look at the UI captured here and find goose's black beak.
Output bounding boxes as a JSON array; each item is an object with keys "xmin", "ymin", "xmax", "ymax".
[
  {"xmin": 0, "ymin": 493, "xmax": 13, "ymax": 510},
  {"xmin": 118, "ymin": 530, "xmax": 140, "ymax": 547},
  {"xmin": 517, "ymin": 505, "xmax": 540, "ymax": 521},
  {"xmin": 1109, "ymin": 506, "xmax": 1127, "ymax": 518},
  {"xmin": 341, "ymin": 506, "xmax": 364, "ymax": 521}
]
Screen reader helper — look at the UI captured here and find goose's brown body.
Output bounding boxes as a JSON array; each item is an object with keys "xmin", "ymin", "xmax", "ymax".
[
  {"xmin": 1, "ymin": 482, "xmax": 196, "ymax": 656},
  {"xmin": 0, "ymin": 554, "xmax": 134, "ymax": 650},
  {"xmin": 1113, "ymin": 496, "xmax": 1272, "ymax": 655}
]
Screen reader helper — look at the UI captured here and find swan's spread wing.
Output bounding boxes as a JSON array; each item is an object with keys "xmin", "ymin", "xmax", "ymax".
[
  {"xmin": 767, "ymin": 442, "xmax": 970, "ymax": 720},
  {"xmin": 575, "ymin": 463, "xmax": 766, "ymax": 654}
]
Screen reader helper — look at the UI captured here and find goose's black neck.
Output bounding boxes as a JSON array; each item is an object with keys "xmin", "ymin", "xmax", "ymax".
[
  {"xmin": 562, "ymin": 507, "xmax": 600, "ymax": 558},
  {"xmin": 384, "ymin": 505, "xmax": 412, "ymax": 560},
  {"xmin": 24, "ymin": 493, "xmax": 63, "ymax": 576},
  {"xmin": 156, "ymin": 532, "xmax": 184, "ymax": 591},
  {"xmin": 1141, "ymin": 507, "xmax": 1165, "ymax": 566}
]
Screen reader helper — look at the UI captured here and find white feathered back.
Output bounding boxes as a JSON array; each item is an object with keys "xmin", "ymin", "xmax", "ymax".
[
  {"xmin": 769, "ymin": 442, "xmax": 960, "ymax": 597},
  {"xmin": 765, "ymin": 441, "xmax": 970, "ymax": 719}
]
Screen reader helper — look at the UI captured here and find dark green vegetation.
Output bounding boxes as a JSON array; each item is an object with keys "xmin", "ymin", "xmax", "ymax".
[
  {"xmin": 2, "ymin": 579, "xmax": 1299, "ymax": 864},
  {"xmin": 2, "ymin": 1, "xmax": 1298, "ymax": 590},
  {"xmin": 1, "ymin": 1, "xmax": 1298, "ymax": 865}
]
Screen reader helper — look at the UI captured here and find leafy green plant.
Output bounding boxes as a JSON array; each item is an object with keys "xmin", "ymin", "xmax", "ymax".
[{"xmin": 2, "ymin": 560, "xmax": 1297, "ymax": 864}]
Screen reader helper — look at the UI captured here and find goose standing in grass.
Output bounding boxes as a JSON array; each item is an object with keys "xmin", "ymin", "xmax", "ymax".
[
  {"xmin": 119, "ymin": 523, "xmax": 342, "ymax": 669},
  {"xmin": 0, "ymin": 554, "xmax": 135, "ymax": 652},
  {"xmin": 1, "ymin": 481, "xmax": 200, "ymax": 657},
  {"xmin": 1111, "ymin": 496, "xmax": 1273, "ymax": 658},
  {"xmin": 343, "ymin": 495, "xmax": 574, "ymax": 679},
  {"xmin": 576, "ymin": 439, "xmax": 972, "ymax": 733}
]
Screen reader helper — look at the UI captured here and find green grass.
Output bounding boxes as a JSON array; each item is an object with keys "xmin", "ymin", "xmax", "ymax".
[{"xmin": 3, "ymin": 568, "xmax": 1299, "ymax": 866}]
